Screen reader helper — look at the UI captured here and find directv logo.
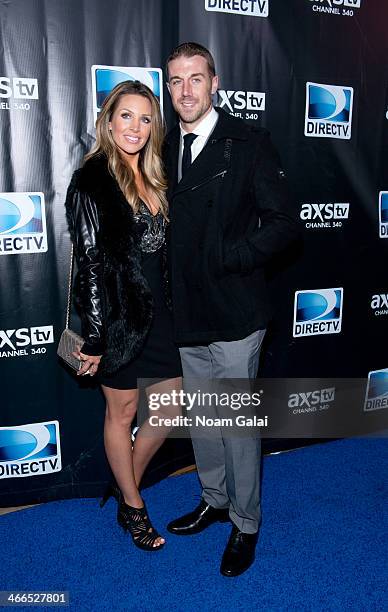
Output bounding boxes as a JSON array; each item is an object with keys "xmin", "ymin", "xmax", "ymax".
[
  {"xmin": 91, "ymin": 65, "xmax": 163, "ymax": 123},
  {"xmin": 378, "ymin": 192, "xmax": 388, "ymax": 238},
  {"xmin": 364, "ymin": 369, "xmax": 388, "ymax": 412},
  {"xmin": 293, "ymin": 288, "xmax": 343, "ymax": 337},
  {"xmin": 205, "ymin": 0, "xmax": 269, "ymax": 17},
  {"xmin": 0, "ymin": 193, "xmax": 47, "ymax": 255},
  {"xmin": 0, "ymin": 422, "xmax": 61, "ymax": 479},
  {"xmin": 304, "ymin": 82, "xmax": 353, "ymax": 140}
]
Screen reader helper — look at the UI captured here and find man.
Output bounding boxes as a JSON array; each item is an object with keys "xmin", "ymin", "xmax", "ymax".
[{"xmin": 164, "ymin": 42, "xmax": 297, "ymax": 576}]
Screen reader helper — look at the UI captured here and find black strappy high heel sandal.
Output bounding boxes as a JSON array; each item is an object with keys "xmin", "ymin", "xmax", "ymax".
[{"xmin": 117, "ymin": 493, "xmax": 165, "ymax": 551}]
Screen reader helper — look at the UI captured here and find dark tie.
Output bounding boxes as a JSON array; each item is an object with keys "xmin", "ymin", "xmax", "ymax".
[{"xmin": 181, "ymin": 133, "xmax": 198, "ymax": 178}]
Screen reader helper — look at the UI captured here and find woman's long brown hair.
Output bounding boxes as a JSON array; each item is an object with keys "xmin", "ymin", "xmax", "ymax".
[{"xmin": 85, "ymin": 80, "xmax": 168, "ymax": 217}]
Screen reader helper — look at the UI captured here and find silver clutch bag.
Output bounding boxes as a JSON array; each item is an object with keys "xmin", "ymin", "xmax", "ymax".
[
  {"xmin": 57, "ymin": 243, "xmax": 84, "ymax": 372},
  {"xmin": 57, "ymin": 328, "xmax": 84, "ymax": 371}
]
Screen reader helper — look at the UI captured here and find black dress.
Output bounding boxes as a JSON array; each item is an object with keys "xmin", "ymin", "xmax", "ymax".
[{"xmin": 99, "ymin": 201, "xmax": 182, "ymax": 390}]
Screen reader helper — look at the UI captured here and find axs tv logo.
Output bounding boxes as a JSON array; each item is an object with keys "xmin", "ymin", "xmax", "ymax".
[
  {"xmin": 219, "ymin": 90, "xmax": 265, "ymax": 112},
  {"xmin": 0, "ymin": 326, "xmax": 54, "ymax": 359},
  {"xmin": 0, "ymin": 77, "xmax": 39, "ymax": 99}
]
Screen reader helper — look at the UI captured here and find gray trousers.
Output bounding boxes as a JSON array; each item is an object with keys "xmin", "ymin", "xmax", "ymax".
[{"xmin": 179, "ymin": 328, "xmax": 266, "ymax": 533}]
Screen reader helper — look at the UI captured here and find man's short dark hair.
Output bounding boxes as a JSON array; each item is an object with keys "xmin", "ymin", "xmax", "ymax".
[{"xmin": 166, "ymin": 42, "xmax": 216, "ymax": 80}]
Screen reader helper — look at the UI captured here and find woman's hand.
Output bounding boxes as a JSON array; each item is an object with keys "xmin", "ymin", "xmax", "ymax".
[{"xmin": 72, "ymin": 349, "xmax": 102, "ymax": 377}]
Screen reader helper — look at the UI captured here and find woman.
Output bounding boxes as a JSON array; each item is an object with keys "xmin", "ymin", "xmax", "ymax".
[{"xmin": 65, "ymin": 80, "xmax": 182, "ymax": 551}]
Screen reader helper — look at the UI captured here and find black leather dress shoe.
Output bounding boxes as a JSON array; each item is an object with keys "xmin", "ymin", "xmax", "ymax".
[
  {"xmin": 220, "ymin": 525, "xmax": 258, "ymax": 577},
  {"xmin": 167, "ymin": 499, "xmax": 229, "ymax": 535}
]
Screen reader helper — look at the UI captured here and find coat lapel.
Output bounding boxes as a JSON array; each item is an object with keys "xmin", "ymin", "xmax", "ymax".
[
  {"xmin": 165, "ymin": 108, "xmax": 248, "ymax": 199},
  {"xmin": 173, "ymin": 140, "xmax": 230, "ymax": 196}
]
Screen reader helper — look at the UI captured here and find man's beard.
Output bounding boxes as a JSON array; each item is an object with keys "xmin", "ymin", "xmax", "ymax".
[{"xmin": 177, "ymin": 98, "xmax": 211, "ymax": 124}]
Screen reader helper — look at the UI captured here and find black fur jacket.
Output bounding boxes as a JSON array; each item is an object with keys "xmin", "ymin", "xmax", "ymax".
[{"xmin": 65, "ymin": 154, "xmax": 155, "ymax": 376}]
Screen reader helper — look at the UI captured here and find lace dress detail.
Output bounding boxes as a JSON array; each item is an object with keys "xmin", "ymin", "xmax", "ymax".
[{"xmin": 133, "ymin": 200, "xmax": 166, "ymax": 253}]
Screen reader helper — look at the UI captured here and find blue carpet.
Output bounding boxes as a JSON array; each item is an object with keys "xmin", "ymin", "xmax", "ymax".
[{"xmin": 1, "ymin": 438, "xmax": 387, "ymax": 612}]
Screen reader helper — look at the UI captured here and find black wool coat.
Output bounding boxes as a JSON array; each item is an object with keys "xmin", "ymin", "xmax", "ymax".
[
  {"xmin": 163, "ymin": 107, "xmax": 299, "ymax": 344},
  {"xmin": 65, "ymin": 154, "xmax": 154, "ymax": 376}
]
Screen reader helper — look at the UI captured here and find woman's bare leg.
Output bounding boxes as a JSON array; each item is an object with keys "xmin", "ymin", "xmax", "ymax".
[
  {"xmin": 102, "ymin": 385, "xmax": 143, "ymax": 506},
  {"xmin": 102, "ymin": 384, "xmax": 164, "ymax": 547},
  {"xmin": 132, "ymin": 376, "xmax": 182, "ymax": 486}
]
